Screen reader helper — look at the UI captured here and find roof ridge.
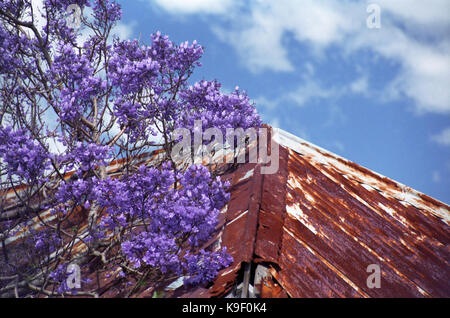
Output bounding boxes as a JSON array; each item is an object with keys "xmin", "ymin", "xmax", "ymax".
[{"xmin": 272, "ymin": 126, "xmax": 450, "ymax": 223}]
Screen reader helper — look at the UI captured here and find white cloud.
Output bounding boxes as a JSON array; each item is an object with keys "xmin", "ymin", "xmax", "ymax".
[
  {"xmin": 432, "ymin": 171, "xmax": 441, "ymax": 183},
  {"xmin": 431, "ymin": 127, "xmax": 450, "ymax": 146},
  {"xmin": 153, "ymin": 0, "xmax": 234, "ymax": 15},
  {"xmin": 293, "ymin": 126, "xmax": 310, "ymax": 141},
  {"xmin": 287, "ymin": 80, "xmax": 341, "ymax": 106},
  {"xmin": 269, "ymin": 117, "xmax": 280, "ymax": 129},
  {"xmin": 332, "ymin": 141, "xmax": 345, "ymax": 153},
  {"xmin": 253, "ymin": 96, "xmax": 280, "ymax": 110},
  {"xmin": 305, "ymin": 63, "xmax": 315, "ymax": 76},
  {"xmin": 324, "ymin": 104, "xmax": 347, "ymax": 127},
  {"xmin": 353, "ymin": 22, "xmax": 450, "ymax": 114},
  {"xmin": 350, "ymin": 76, "xmax": 369, "ymax": 95},
  {"xmin": 151, "ymin": 0, "xmax": 450, "ymax": 115},
  {"xmin": 253, "ymin": 78, "xmax": 342, "ymax": 111},
  {"xmin": 253, "ymin": 76, "xmax": 352, "ymax": 124},
  {"xmin": 40, "ymin": 108, "xmax": 68, "ymax": 155},
  {"xmin": 211, "ymin": 0, "xmax": 360, "ymax": 73},
  {"xmin": 213, "ymin": 22, "xmax": 293, "ymax": 72},
  {"xmin": 376, "ymin": 0, "xmax": 450, "ymax": 29},
  {"xmin": 212, "ymin": 0, "xmax": 357, "ymax": 73},
  {"xmin": 111, "ymin": 21, "xmax": 136, "ymax": 40}
]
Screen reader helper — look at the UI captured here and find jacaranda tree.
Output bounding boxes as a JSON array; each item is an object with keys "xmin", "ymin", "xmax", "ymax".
[{"xmin": 0, "ymin": 0, "xmax": 261, "ymax": 297}]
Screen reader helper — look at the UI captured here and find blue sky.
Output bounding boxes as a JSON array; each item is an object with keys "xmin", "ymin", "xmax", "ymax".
[{"xmin": 113, "ymin": 0, "xmax": 450, "ymax": 203}]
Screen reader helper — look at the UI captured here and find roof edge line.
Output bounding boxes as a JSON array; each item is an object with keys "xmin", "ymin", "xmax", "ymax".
[{"xmin": 272, "ymin": 127, "xmax": 450, "ymax": 212}]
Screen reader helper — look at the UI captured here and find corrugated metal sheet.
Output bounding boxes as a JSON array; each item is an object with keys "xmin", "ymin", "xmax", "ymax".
[
  {"xmin": 183, "ymin": 126, "xmax": 449, "ymax": 298},
  {"xmin": 1, "ymin": 125, "xmax": 449, "ymax": 298}
]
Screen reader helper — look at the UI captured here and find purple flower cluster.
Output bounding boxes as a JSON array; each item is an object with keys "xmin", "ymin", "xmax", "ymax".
[
  {"xmin": 65, "ymin": 142, "xmax": 111, "ymax": 172},
  {"xmin": 0, "ymin": 26, "xmax": 32, "ymax": 75},
  {"xmin": 0, "ymin": 1, "xmax": 22, "ymax": 14},
  {"xmin": 54, "ymin": 143, "xmax": 111, "ymax": 209},
  {"xmin": 174, "ymin": 165, "xmax": 230, "ymax": 245},
  {"xmin": 107, "ymin": 32, "xmax": 203, "ymax": 135},
  {"xmin": 109, "ymin": 39, "xmax": 160, "ymax": 95},
  {"xmin": 177, "ymin": 80, "xmax": 262, "ymax": 140},
  {"xmin": 93, "ymin": 0, "xmax": 122, "ymax": 23},
  {"xmin": 27, "ymin": 228, "xmax": 62, "ymax": 256},
  {"xmin": 49, "ymin": 264, "xmax": 72, "ymax": 294},
  {"xmin": 50, "ymin": 43, "xmax": 105, "ymax": 121},
  {"xmin": 0, "ymin": 126, "xmax": 49, "ymax": 181},
  {"xmin": 95, "ymin": 164, "xmax": 231, "ymax": 286},
  {"xmin": 43, "ymin": 0, "xmax": 90, "ymax": 11},
  {"xmin": 150, "ymin": 31, "xmax": 204, "ymax": 81},
  {"xmin": 184, "ymin": 248, "xmax": 233, "ymax": 286},
  {"xmin": 0, "ymin": 0, "xmax": 261, "ymax": 293},
  {"xmin": 55, "ymin": 177, "xmax": 94, "ymax": 207},
  {"xmin": 121, "ymin": 232, "xmax": 179, "ymax": 273},
  {"xmin": 49, "ymin": 263, "xmax": 91, "ymax": 294}
]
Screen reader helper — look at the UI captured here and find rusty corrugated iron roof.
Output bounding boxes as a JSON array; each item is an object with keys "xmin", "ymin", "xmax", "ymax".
[
  {"xmin": 178, "ymin": 126, "xmax": 449, "ymax": 298},
  {"xmin": 1, "ymin": 125, "xmax": 449, "ymax": 298}
]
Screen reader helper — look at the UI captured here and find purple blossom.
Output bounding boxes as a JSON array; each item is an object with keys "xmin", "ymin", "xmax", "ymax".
[
  {"xmin": 49, "ymin": 264, "xmax": 72, "ymax": 294},
  {"xmin": 65, "ymin": 142, "xmax": 111, "ymax": 171},
  {"xmin": 121, "ymin": 232, "xmax": 179, "ymax": 273},
  {"xmin": 175, "ymin": 80, "xmax": 261, "ymax": 141},
  {"xmin": 49, "ymin": 263, "xmax": 90, "ymax": 294},
  {"xmin": 108, "ymin": 39, "xmax": 159, "ymax": 94},
  {"xmin": 27, "ymin": 228, "xmax": 62, "ymax": 255},
  {"xmin": 0, "ymin": 0, "xmax": 261, "ymax": 293},
  {"xmin": 93, "ymin": 0, "xmax": 122, "ymax": 23},
  {"xmin": 0, "ymin": 126, "xmax": 50, "ymax": 181},
  {"xmin": 183, "ymin": 248, "xmax": 233, "ymax": 286},
  {"xmin": 55, "ymin": 178, "xmax": 90, "ymax": 206},
  {"xmin": 50, "ymin": 43, "xmax": 104, "ymax": 121},
  {"xmin": 98, "ymin": 164, "xmax": 230, "ymax": 285}
]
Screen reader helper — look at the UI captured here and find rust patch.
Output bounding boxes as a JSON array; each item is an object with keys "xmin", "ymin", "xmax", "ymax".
[
  {"xmin": 260, "ymin": 277, "xmax": 288, "ymax": 298},
  {"xmin": 283, "ymin": 150, "xmax": 449, "ymax": 297},
  {"xmin": 254, "ymin": 144, "xmax": 289, "ymax": 263}
]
